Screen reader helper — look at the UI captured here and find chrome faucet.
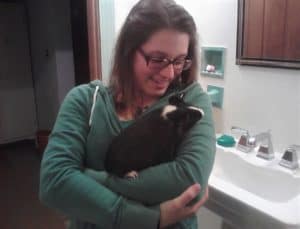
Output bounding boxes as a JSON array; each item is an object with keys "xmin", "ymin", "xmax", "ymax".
[
  {"xmin": 233, "ymin": 127, "xmax": 274, "ymax": 159},
  {"xmin": 231, "ymin": 126, "xmax": 255, "ymax": 153},
  {"xmin": 254, "ymin": 131, "xmax": 274, "ymax": 160},
  {"xmin": 279, "ymin": 145, "xmax": 299, "ymax": 170},
  {"xmin": 231, "ymin": 126, "xmax": 249, "ymax": 137},
  {"xmin": 236, "ymin": 133, "xmax": 256, "ymax": 153}
]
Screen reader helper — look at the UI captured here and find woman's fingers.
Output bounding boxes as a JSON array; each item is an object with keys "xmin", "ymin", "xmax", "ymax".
[
  {"xmin": 189, "ymin": 186, "xmax": 209, "ymax": 212},
  {"xmin": 159, "ymin": 184, "xmax": 209, "ymax": 228},
  {"xmin": 176, "ymin": 183, "xmax": 201, "ymax": 207}
]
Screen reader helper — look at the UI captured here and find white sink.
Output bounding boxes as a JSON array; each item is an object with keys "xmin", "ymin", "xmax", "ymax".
[{"xmin": 208, "ymin": 144, "xmax": 300, "ymax": 228}]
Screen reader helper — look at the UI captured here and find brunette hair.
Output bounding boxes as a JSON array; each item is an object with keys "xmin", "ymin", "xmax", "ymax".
[{"xmin": 109, "ymin": 0, "xmax": 198, "ymax": 111}]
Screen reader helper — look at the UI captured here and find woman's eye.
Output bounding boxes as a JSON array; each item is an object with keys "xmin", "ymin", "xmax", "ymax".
[
  {"xmin": 174, "ymin": 60, "xmax": 185, "ymax": 65},
  {"xmin": 175, "ymin": 59, "xmax": 184, "ymax": 63},
  {"xmin": 150, "ymin": 58, "xmax": 166, "ymax": 63}
]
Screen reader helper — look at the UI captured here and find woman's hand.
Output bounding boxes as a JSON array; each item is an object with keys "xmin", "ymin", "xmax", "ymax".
[{"xmin": 159, "ymin": 183, "xmax": 209, "ymax": 228}]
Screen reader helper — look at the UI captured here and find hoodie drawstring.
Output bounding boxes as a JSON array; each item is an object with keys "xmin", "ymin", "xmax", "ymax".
[{"xmin": 89, "ymin": 85, "xmax": 100, "ymax": 127}]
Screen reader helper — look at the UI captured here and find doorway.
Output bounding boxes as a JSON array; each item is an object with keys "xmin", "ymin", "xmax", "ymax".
[
  {"xmin": 0, "ymin": 0, "xmax": 102, "ymax": 227},
  {"xmin": 0, "ymin": 0, "xmax": 101, "ymax": 144}
]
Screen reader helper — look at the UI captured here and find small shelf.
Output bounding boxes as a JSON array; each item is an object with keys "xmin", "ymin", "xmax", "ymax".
[
  {"xmin": 200, "ymin": 47, "xmax": 225, "ymax": 78},
  {"xmin": 207, "ymin": 85, "xmax": 224, "ymax": 108}
]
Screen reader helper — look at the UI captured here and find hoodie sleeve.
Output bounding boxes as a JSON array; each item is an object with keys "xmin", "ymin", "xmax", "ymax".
[
  {"xmin": 39, "ymin": 85, "xmax": 160, "ymax": 229},
  {"xmin": 86, "ymin": 83, "xmax": 216, "ymax": 205}
]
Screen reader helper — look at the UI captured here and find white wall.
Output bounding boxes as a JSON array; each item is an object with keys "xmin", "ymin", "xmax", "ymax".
[
  {"xmin": 99, "ymin": 0, "xmax": 115, "ymax": 85},
  {"xmin": 298, "ymin": 80, "xmax": 300, "ymax": 142},
  {"xmin": 113, "ymin": 0, "xmax": 300, "ymax": 153}
]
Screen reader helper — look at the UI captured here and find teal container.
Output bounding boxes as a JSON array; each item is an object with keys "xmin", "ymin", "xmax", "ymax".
[{"xmin": 217, "ymin": 134, "xmax": 236, "ymax": 147}]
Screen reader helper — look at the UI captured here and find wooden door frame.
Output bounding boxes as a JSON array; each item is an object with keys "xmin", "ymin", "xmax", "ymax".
[{"xmin": 86, "ymin": 0, "xmax": 102, "ymax": 80}]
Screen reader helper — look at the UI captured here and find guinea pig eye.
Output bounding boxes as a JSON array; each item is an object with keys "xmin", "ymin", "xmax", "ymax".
[
  {"xmin": 168, "ymin": 95, "xmax": 182, "ymax": 105},
  {"xmin": 178, "ymin": 93, "xmax": 185, "ymax": 99},
  {"xmin": 168, "ymin": 93, "xmax": 185, "ymax": 105}
]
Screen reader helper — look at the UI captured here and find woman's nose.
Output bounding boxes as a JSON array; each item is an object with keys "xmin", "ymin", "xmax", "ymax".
[{"xmin": 159, "ymin": 63, "xmax": 175, "ymax": 80}]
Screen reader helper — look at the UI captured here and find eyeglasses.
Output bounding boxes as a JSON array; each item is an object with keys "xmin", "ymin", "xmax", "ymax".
[{"xmin": 138, "ymin": 49, "xmax": 192, "ymax": 72}]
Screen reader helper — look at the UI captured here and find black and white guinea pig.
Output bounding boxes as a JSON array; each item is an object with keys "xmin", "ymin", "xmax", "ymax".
[{"xmin": 105, "ymin": 94, "xmax": 204, "ymax": 178}]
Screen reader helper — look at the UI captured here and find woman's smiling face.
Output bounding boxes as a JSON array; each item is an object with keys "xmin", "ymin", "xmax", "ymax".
[{"xmin": 132, "ymin": 29, "xmax": 190, "ymax": 105}]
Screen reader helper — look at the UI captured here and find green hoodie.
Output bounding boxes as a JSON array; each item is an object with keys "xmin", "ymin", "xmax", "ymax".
[{"xmin": 40, "ymin": 80, "xmax": 215, "ymax": 229}]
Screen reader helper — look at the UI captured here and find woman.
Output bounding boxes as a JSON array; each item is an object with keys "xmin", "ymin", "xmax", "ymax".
[{"xmin": 39, "ymin": 0, "xmax": 216, "ymax": 228}]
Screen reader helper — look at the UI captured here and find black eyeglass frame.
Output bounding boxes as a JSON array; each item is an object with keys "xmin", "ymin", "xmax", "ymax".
[{"xmin": 138, "ymin": 49, "xmax": 192, "ymax": 72}]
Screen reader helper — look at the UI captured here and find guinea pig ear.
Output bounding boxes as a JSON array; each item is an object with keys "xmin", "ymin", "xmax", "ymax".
[
  {"xmin": 166, "ymin": 109, "xmax": 189, "ymax": 123},
  {"xmin": 168, "ymin": 94, "xmax": 184, "ymax": 106}
]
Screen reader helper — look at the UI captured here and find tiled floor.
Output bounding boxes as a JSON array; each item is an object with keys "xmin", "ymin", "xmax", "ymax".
[{"xmin": 0, "ymin": 140, "xmax": 65, "ymax": 229}]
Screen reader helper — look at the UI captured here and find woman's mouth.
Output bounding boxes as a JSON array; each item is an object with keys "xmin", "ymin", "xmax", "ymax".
[{"xmin": 150, "ymin": 77, "xmax": 170, "ymax": 89}]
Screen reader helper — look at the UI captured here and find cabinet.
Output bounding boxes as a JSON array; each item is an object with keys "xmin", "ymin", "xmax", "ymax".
[{"xmin": 236, "ymin": 0, "xmax": 300, "ymax": 69}]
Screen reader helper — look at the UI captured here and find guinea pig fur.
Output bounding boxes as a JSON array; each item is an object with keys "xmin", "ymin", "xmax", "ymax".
[{"xmin": 105, "ymin": 94, "xmax": 204, "ymax": 178}]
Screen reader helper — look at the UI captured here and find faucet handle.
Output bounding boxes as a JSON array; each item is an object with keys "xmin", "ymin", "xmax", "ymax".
[
  {"xmin": 290, "ymin": 144, "xmax": 300, "ymax": 151},
  {"xmin": 231, "ymin": 126, "xmax": 249, "ymax": 136},
  {"xmin": 236, "ymin": 134, "xmax": 254, "ymax": 153},
  {"xmin": 257, "ymin": 144, "xmax": 275, "ymax": 160},
  {"xmin": 279, "ymin": 145, "xmax": 299, "ymax": 170},
  {"xmin": 230, "ymin": 126, "xmax": 255, "ymax": 153},
  {"xmin": 256, "ymin": 131, "xmax": 274, "ymax": 160}
]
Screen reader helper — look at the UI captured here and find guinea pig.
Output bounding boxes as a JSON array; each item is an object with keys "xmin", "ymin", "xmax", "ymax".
[{"xmin": 105, "ymin": 93, "xmax": 204, "ymax": 178}]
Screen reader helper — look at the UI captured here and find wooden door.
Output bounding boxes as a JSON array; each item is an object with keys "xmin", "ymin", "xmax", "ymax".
[
  {"xmin": 262, "ymin": 0, "xmax": 286, "ymax": 60},
  {"xmin": 242, "ymin": 0, "xmax": 264, "ymax": 59},
  {"xmin": 284, "ymin": 0, "xmax": 300, "ymax": 60}
]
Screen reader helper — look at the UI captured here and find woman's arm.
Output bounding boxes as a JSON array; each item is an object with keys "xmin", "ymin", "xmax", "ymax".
[
  {"xmin": 39, "ymin": 85, "xmax": 160, "ymax": 229},
  {"xmin": 85, "ymin": 83, "xmax": 216, "ymax": 205}
]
